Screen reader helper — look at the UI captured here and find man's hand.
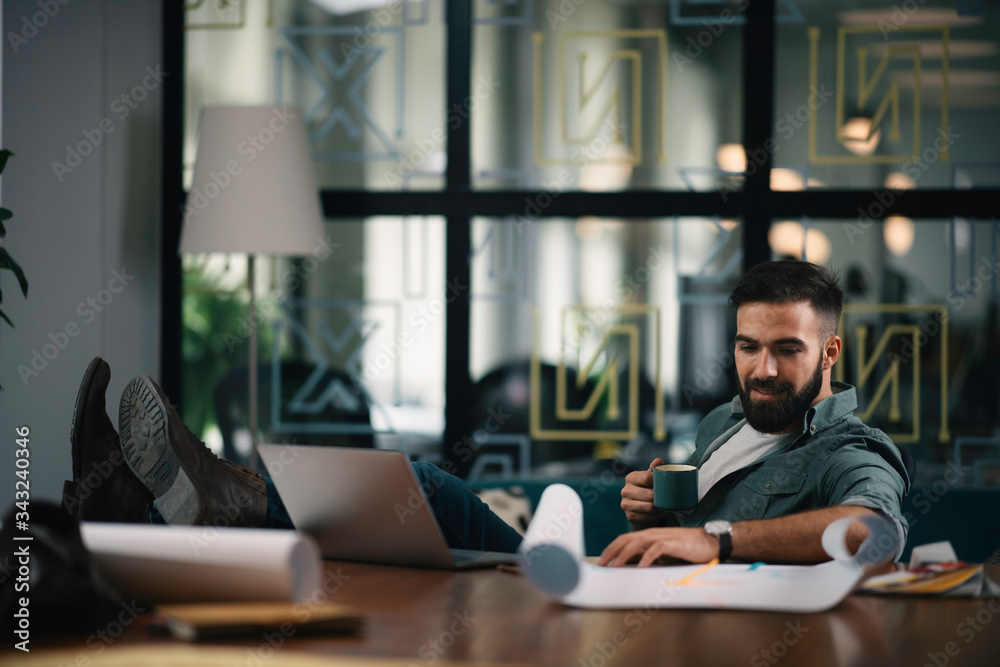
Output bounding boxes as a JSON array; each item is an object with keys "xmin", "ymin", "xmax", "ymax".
[
  {"xmin": 598, "ymin": 527, "xmax": 720, "ymax": 567},
  {"xmin": 600, "ymin": 506, "xmax": 882, "ymax": 568},
  {"xmin": 621, "ymin": 458, "xmax": 670, "ymax": 530}
]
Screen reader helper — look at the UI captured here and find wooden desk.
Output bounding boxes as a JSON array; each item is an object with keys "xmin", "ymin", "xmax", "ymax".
[{"xmin": 11, "ymin": 562, "xmax": 1000, "ymax": 666}]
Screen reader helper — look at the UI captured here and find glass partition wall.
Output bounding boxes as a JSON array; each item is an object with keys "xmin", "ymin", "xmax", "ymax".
[{"xmin": 164, "ymin": 1, "xmax": 1000, "ymax": 491}]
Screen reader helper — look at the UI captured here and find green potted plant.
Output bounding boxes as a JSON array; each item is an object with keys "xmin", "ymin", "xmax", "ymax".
[{"xmin": 0, "ymin": 149, "xmax": 30, "ymax": 392}]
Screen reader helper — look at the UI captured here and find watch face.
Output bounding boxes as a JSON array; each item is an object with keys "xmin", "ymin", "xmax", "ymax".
[{"xmin": 704, "ymin": 520, "xmax": 732, "ymax": 535}]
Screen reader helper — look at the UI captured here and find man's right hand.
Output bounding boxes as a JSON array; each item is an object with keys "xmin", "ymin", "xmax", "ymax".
[{"xmin": 621, "ymin": 457, "xmax": 669, "ymax": 530}]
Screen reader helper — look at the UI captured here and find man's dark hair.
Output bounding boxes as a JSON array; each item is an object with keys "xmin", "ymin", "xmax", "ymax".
[{"xmin": 728, "ymin": 260, "xmax": 844, "ymax": 339}]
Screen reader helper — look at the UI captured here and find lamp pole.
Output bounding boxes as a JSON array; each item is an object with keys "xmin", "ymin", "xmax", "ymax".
[{"xmin": 248, "ymin": 254, "xmax": 259, "ymax": 471}]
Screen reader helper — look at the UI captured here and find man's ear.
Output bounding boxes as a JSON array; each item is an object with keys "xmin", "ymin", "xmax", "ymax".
[{"xmin": 823, "ymin": 335, "xmax": 842, "ymax": 370}]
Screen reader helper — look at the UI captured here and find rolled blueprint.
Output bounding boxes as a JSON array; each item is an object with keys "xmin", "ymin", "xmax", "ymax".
[
  {"xmin": 518, "ymin": 484, "xmax": 899, "ymax": 612},
  {"xmin": 81, "ymin": 523, "xmax": 322, "ymax": 603}
]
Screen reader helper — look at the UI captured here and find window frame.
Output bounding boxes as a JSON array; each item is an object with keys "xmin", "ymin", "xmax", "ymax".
[{"xmin": 160, "ymin": 0, "xmax": 1000, "ymax": 470}]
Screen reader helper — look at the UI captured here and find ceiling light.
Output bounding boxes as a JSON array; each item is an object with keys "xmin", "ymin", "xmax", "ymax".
[
  {"xmin": 884, "ymin": 216, "xmax": 915, "ymax": 257},
  {"xmin": 716, "ymin": 143, "xmax": 746, "ymax": 173},
  {"xmin": 840, "ymin": 117, "xmax": 881, "ymax": 156},
  {"xmin": 771, "ymin": 168, "xmax": 804, "ymax": 191}
]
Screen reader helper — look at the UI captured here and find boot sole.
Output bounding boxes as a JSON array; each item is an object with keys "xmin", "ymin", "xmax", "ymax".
[{"xmin": 119, "ymin": 375, "xmax": 200, "ymax": 525}]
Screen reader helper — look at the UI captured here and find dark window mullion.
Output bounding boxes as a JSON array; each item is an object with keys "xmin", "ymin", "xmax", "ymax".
[
  {"xmin": 445, "ymin": 0, "xmax": 472, "ymax": 191},
  {"xmin": 320, "ymin": 189, "xmax": 999, "ymax": 219},
  {"xmin": 161, "ymin": 0, "xmax": 185, "ymax": 402},
  {"xmin": 443, "ymin": 0, "xmax": 474, "ymax": 471},
  {"xmin": 742, "ymin": 0, "xmax": 776, "ymax": 268}
]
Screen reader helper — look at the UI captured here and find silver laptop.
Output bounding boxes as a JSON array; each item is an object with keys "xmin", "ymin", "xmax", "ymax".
[{"xmin": 257, "ymin": 444, "xmax": 516, "ymax": 570}]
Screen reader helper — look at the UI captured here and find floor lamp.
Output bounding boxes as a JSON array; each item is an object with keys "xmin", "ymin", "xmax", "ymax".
[{"xmin": 179, "ymin": 106, "xmax": 325, "ymax": 470}]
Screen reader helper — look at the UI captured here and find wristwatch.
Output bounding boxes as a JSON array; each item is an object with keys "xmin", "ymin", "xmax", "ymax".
[{"xmin": 704, "ymin": 520, "xmax": 733, "ymax": 562}]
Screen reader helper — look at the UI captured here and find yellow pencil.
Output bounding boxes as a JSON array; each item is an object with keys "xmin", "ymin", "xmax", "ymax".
[{"xmin": 670, "ymin": 558, "xmax": 720, "ymax": 586}]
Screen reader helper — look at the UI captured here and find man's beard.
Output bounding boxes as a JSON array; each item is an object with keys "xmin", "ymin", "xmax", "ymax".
[{"xmin": 738, "ymin": 355, "xmax": 824, "ymax": 434}]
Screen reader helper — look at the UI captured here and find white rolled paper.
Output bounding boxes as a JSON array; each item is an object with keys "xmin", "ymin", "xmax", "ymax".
[
  {"xmin": 81, "ymin": 523, "xmax": 322, "ymax": 603},
  {"xmin": 518, "ymin": 485, "xmax": 899, "ymax": 612},
  {"xmin": 821, "ymin": 514, "xmax": 899, "ymax": 566},
  {"xmin": 517, "ymin": 484, "xmax": 586, "ymax": 597}
]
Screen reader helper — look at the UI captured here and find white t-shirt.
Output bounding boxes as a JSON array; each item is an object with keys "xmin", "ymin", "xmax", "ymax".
[{"xmin": 697, "ymin": 422, "xmax": 790, "ymax": 501}]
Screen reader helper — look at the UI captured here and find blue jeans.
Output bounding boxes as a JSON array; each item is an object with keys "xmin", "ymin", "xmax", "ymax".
[{"xmin": 152, "ymin": 461, "xmax": 523, "ymax": 554}]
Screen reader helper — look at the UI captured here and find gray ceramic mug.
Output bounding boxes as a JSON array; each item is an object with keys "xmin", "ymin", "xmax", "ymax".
[{"xmin": 652, "ymin": 464, "xmax": 699, "ymax": 511}]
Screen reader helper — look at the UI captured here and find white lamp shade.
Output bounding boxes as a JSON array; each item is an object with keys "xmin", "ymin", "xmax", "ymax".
[{"xmin": 179, "ymin": 106, "xmax": 325, "ymax": 256}]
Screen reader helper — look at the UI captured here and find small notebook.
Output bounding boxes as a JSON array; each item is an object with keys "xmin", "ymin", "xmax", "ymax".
[
  {"xmin": 155, "ymin": 601, "xmax": 363, "ymax": 641},
  {"xmin": 858, "ymin": 541, "xmax": 1000, "ymax": 598},
  {"xmin": 859, "ymin": 562, "xmax": 1000, "ymax": 597}
]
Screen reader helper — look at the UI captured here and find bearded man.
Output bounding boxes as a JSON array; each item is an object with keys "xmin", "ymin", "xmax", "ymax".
[{"xmin": 599, "ymin": 260, "xmax": 910, "ymax": 567}]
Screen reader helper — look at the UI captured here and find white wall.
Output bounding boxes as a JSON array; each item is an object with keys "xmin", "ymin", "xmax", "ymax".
[{"xmin": 1, "ymin": 0, "xmax": 163, "ymax": 511}]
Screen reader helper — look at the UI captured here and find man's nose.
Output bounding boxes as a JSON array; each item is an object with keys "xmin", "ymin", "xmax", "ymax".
[{"xmin": 755, "ymin": 349, "xmax": 778, "ymax": 379}]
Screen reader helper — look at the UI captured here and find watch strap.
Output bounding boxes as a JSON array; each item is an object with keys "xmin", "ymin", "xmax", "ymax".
[{"xmin": 716, "ymin": 531, "xmax": 733, "ymax": 563}]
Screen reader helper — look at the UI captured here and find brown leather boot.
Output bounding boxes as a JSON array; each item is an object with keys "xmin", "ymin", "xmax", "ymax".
[
  {"xmin": 118, "ymin": 374, "xmax": 267, "ymax": 527},
  {"xmin": 62, "ymin": 357, "xmax": 154, "ymax": 523}
]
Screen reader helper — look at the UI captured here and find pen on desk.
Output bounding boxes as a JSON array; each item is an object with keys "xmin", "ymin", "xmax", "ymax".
[
  {"xmin": 747, "ymin": 562, "xmax": 765, "ymax": 571},
  {"xmin": 670, "ymin": 558, "xmax": 720, "ymax": 586}
]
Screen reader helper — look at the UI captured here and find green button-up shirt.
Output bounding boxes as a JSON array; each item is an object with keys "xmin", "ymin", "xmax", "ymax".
[{"xmin": 675, "ymin": 382, "xmax": 911, "ymax": 553}]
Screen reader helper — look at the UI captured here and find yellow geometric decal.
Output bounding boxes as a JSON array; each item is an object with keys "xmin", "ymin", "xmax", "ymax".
[
  {"xmin": 533, "ymin": 30, "xmax": 667, "ymax": 166},
  {"xmin": 808, "ymin": 25, "xmax": 950, "ymax": 165},
  {"xmin": 836, "ymin": 304, "xmax": 949, "ymax": 444},
  {"xmin": 531, "ymin": 304, "xmax": 665, "ymax": 442}
]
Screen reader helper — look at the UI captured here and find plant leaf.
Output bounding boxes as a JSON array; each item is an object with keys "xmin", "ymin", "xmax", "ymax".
[
  {"xmin": 0, "ymin": 306, "xmax": 13, "ymax": 327},
  {"xmin": 0, "ymin": 150, "xmax": 12, "ymax": 175},
  {"xmin": 0, "ymin": 220, "xmax": 5, "ymax": 238},
  {"xmin": 0, "ymin": 207, "xmax": 11, "ymax": 221},
  {"xmin": 0, "ymin": 248, "xmax": 28, "ymax": 297}
]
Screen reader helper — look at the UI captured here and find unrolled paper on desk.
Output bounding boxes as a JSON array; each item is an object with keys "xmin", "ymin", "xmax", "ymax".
[{"xmin": 518, "ymin": 484, "xmax": 899, "ymax": 612}]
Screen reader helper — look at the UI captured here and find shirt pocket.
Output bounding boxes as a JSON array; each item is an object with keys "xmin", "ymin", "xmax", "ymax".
[{"xmin": 735, "ymin": 468, "xmax": 808, "ymax": 521}]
